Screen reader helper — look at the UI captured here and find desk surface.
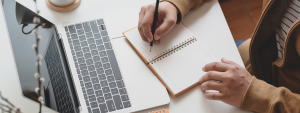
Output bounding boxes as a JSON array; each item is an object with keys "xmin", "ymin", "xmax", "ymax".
[{"xmin": 1, "ymin": 0, "xmax": 251, "ymax": 112}]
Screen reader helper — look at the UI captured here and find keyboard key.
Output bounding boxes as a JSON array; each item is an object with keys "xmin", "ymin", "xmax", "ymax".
[
  {"xmin": 73, "ymin": 40, "xmax": 80, "ymax": 46},
  {"xmin": 87, "ymin": 38, "xmax": 95, "ymax": 44},
  {"xmin": 82, "ymin": 47, "xmax": 90, "ymax": 53},
  {"xmin": 123, "ymin": 101, "xmax": 131, "ymax": 108},
  {"xmin": 77, "ymin": 29, "xmax": 84, "ymax": 35},
  {"xmin": 107, "ymin": 76, "xmax": 115, "ymax": 82},
  {"xmin": 106, "ymin": 100, "xmax": 116, "ymax": 112},
  {"xmin": 83, "ymin": 76, "xmax": 91, "ymax": 82},
  {"xmin": 84, "ymin": 53, "xmax": 92, "ymax": 59},
  {"xmin": 68, "ymin": 38, "xmax": 72, "ymax": 43},
  {"xmin": 78, "ymin": 75, "xmax": 82, "ymax": 80},
  {"xmin": 86, "ymin": 59, "xmax": 93, "ymax": 65},
  {"xmin": 119, "ymin": 88, "xmax": 127, "ymax": 95},
  {"xmin": 109, "ymin": 82, "xmax": 117, "ymax": 88},
  {"xmin": 87, "ymin": 89, "xmax": 95, "ymax": 95},
  {"xmin": 66, "ymin": 32, "xmax": 71, "ymax": 38},
  {"xmin": 103, "ymin": 63, "xmax": 111, "ymax": 69},
  {"xmin": 90, "ymin": 21, "xmax": 99, "ymax": 33},
  {"xmin": 113, "ymin": 95, "xmax": 123, "ymax": 110},
  {"xmin": 100, "ymin": 80, "xmax": 108, "ymax": 87},
  {"xmin": 73, "ymin": 56, "xmax": 77, "ymax": 61},
  {"xmin": 81, "ymin": 70, "xmax": 89, "ymax": 76},
  {"xmin": 90, "ymin": 71, "xmax": 97, "ymax": 77},
  {"xmin": 98, "ymin": 74, "xmax": 106, "ymax": 81},
  {"xmin": 104, "ymin": 42, "xmax": 112, "ymax": 49},
  {"xmin": 104, "ymin": 93, "xmax": 112, "ymax": 100},
  {"xmin": 89, "ymin": 95, "xmax": 96, "ymax": 102},
  {"xmin": 99, "ymin": 103, "xmax": 108, "ymax": 113},
  {"xmin": 79, "ymin": 64, "xmax": 87, "ymax": 70},
  {"xmin": 84, "ymin": 94, "xmax": 88, "ymax": 100},
  {"xmin": 71, "ymin": 50, "xmax": 75, "ymax": 55},
  {"xmin": 85, "ymin": 82, "xmax": 92, "ymax": 89},
  {"xmin": 97, "ymin": 45, "xmax": 105, "ymax": 51},
  {"xmin": 97, "ymin": 19, "xmax": 104, "ymax": 25},
  {"xmin": 97, "ymin": 97, "xmax": 105, "ymax": 103},
  {"xmin": 95, "ymin": 62, "xmax": 102, "ymax": 68},
  {"xmin": 101, "ymin": 57, "xmax": 109, "ymax": 63},
  {"xmin": 71, "ymin": 34, "xmax": 78, "ymax": 40},
  {"xmin": 102, "ymin": 87, "xmax": 110, "ymax": 93},
  {"xmin": 81, "ymin": 41, "xmax": 88, "ymax": 47},
  {"xmin": 105, "ymin": 69, "xmax": 112, "ymax": 75},
  {"xmin": 82, "ymin": 88, "xmax": 86, "ymax": 93},
  {"xmin": 78, "ymin": 58, "xmax": 85, "ymax": 64},
  {"xmin": 96, "ymin": 39, "xmax": 103, "ymax": 45},
  {"xmin": 107, "ymin": 50, "xmax": 122, "ymax": 80},
  {"xmin": 89, "ymin": 44, "xmax": 97, "ymax": 50},
  {"xmin": 92, "ymin": 77, "xmax": 100, "ymax": 84},
  {"xmin": 95, "ymin": 90, "xmax": 103, "ymax": 97},
  {"xmin": 90, "ymin": 102, "xmax": 98, "ymax": 108},
  {"xmin": 101, "ymin": 31, "xmax": 108, "ymax": 36},
  {"xmin": 88, "ymin": 65, "xmax": 95, "ymax": 71},
  {"xmin": 79, "ymin": 35, "xmax": 86, "ymax": 41},
  {"xmin": 83, "ymin": 22, "xmax": 91, "ymax": 32},
  {"xmin": 86, "ymin": 32, "xmax": 93, "ymax": 38},
  {"xmin": 68, "ymin": 25, "xmax": 76, "ymax": 34},
  {"xmin": 64, "ymin": 27, "xmax": 68, "ymax": 32},
  {"xmin": 86, "ymin": 101, "xmax": 90, "ymax": 106},
  {"xmin": 117, "ymin": 80, "xmax": 125, "ymax": 88},
  {"xmin": 96, "ymin": 68, "xmax": 104, "ymax": 74},
  {"xmin": 93, "ymin": 56, "xmax": 100, "ymax": 62},
  {"xmin": 102, "ymin": 36, "xmax": 110, "ymax": 42},
  {"xmin": 74, "ymin": 46, "xmax": 81, "ymax": 51},
  {"xmin": 99, "ymin": 51, "xmax": 107, "ymax": 57},
  {"xmin": 80, "ymin": 81, "xmax": 84, "ymax": 87},
  {"xmin": 93, "ymin": 84, "xmax": 101, "ymax": 90},
  {"xmin": 90, "ymin": 50, "xmax": 98, "ymax": 56},
  {"xmin": 75, "ymin": 24, "xmax": 83, "ymax": 29},
  {"xmin": 121, "ymin": 95, "xmax": 129, "ymax": 101},
  {"xmin": 76, "ymin": 52, "xmax": 84, "ymax": 57},
  {"xmin": 75, "ymin": 62, "xmax": 79, "ymax": 68},
  {"xmin": 111, "ymin": 88, "xmax": 118, "ymax": 95},
  {"xmin": 94, "ymin": 34, "xmax": 101, "ymax": 39},
  {"xmin": 92, "ymin": 109, "xmax": 100, "ymax": 113}
]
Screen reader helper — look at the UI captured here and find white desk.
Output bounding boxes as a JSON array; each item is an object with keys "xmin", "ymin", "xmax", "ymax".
[{"xmin": 0, "ymin": 0, "xmax": 252, "ymax": 112}]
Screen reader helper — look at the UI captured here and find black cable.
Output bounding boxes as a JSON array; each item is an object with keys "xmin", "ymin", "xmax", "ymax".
[{"xmin": 22, "ymin": 24, "xmax": 41, "ymax": 34}]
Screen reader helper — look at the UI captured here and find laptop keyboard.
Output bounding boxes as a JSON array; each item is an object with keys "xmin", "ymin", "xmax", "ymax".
[
  {"xmin": 45, "ymin": 36, "xmax": 75, "ymax": 113},
  {"xmin": 65, "ymin": 19, "xmax": 131, "ymax": 113}
]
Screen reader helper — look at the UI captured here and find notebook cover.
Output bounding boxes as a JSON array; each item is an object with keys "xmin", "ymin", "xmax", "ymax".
[{"xmin": 123, "ymin": 26, "xmax": 200, "ymax": 97}]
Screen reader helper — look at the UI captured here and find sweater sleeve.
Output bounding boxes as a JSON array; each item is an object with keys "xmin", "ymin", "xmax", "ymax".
[
  {"xmin": 240, "ymin": 76, "xmax": 300, "ymax": 113},
  {"xmin": 161, "ymin": 0, "xmax": 210, "ymax": 22}
]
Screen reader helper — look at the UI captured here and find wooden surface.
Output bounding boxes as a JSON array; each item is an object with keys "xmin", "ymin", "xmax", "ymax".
[
  {"xmin": 219, "ymin": 0, "xmax": 263, "ymax": 41},
  {"xmin": 46, "ymin": 0, "xmax": 81, "ymax": 12}
]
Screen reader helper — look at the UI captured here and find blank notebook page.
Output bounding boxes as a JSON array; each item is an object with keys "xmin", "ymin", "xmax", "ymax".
[{"xmin": 124, "ymin": 23, "xmax": 194, "ymax": 62}]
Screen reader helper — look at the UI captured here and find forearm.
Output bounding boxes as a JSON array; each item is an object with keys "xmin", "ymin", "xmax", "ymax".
[
  {"xmin": 161, "ymin": 0, "xmax": 209, "ymax": 22},
  {"xmin": 241, "ymin": 76, "xmax": 300, "ymax": 113}
]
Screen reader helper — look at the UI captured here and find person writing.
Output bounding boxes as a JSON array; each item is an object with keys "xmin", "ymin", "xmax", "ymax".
[{"xmin": 138, "ymin": 0, "xmax": 300, "ymax": 112}]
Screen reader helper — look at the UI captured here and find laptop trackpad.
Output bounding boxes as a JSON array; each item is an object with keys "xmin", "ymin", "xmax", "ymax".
[{"xmin": 111, "ymin": 37, "xmax": 170, "ymax": 112}]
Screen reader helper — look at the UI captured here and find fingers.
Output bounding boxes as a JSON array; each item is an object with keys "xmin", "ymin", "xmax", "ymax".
[
  {"xmin": 141, "ymin": 5, "xmax": 155, "ymax": 42},
  {"xmin": 199, "ymin": 71, "xmax": 223, "ymax": 83},
  {"xmin": 204, "ymin": 92, "xmax": 224, "ymax": 100},
  {"xmin": 202, "ymin": 62, "xmax": 230, "ymax": 72},
  {"xmin": 221, "ymin": 58, "xmax": 239, "ymax": 66},
  {"xmin": 138, "ymin": 7, "xmax": 148, "ymax": 42},
  {"xmin": 153, "ymin": 17, "xmax": 176, "ymax": 40},
  {"xmin": 200, "ymin": 80, "xmax": 223, "ymax": 91}
]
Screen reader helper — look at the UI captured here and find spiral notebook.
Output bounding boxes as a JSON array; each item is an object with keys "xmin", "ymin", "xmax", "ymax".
[{"xmin": 123, "ymin": 23, "xmax": 215, "ymax": 97}]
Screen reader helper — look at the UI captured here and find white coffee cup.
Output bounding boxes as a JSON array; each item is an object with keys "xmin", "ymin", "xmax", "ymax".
[{"xmin": 49, "ymin": 0, "xmax": 75, "ymax": 7}]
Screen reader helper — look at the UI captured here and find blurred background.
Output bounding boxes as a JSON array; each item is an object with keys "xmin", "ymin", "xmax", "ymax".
[{"xmin": 219, "ymin": 0, "xmax": 263, "ymax": 41}]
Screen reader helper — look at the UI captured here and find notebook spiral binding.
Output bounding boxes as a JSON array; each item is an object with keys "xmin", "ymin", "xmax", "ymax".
[{"xmin": 149, "ymin": 37, "xmax": 197, "ymax": 64}]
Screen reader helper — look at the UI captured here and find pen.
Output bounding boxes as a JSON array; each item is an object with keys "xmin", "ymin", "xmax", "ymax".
[{"xmin": 150, "ymin": 0, "xmax": 160, "ymax": 52}]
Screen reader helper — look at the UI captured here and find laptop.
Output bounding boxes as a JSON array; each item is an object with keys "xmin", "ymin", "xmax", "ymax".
[{"xmin": 2, "ymin": 1, "xmax": 169, "ymax": 113}]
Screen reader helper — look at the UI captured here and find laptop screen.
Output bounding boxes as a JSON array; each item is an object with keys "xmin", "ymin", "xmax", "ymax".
[{"xmin": 2, "ymin": 0, "xmax": 78, "ymax": 112}]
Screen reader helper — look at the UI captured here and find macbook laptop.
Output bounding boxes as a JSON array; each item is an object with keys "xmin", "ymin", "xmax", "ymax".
[{"xmin": 2, "ymin": 0, "xmax": 169, "ymax": 113}]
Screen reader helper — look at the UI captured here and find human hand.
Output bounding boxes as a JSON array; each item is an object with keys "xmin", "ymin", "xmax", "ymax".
[
  {"xmin": 199, "ymin": 58, "xmax": 252, "ymax": 107},
  {"xmin": 138, "ymin": 2, "xmax": 178, "ymax": 44}
]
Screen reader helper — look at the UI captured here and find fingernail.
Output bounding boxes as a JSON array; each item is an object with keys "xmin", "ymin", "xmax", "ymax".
[
  {"xmin": 147, "ymin": 38, "xmax": 151, "ymax": 42},
  {"xmin": 155, "ymin": 34, "xmax": 160, "ymax": 40},
  {"xmin": 223, "ymin": 58, "xmax": 229, "ymax": 62},
  {"xmin": 202, "ymin": 67, "xmax": 206, "ymax": 71},
  {"xmin": 199, "ymin": 78, "xmax": 202, "ymax": 83}
]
